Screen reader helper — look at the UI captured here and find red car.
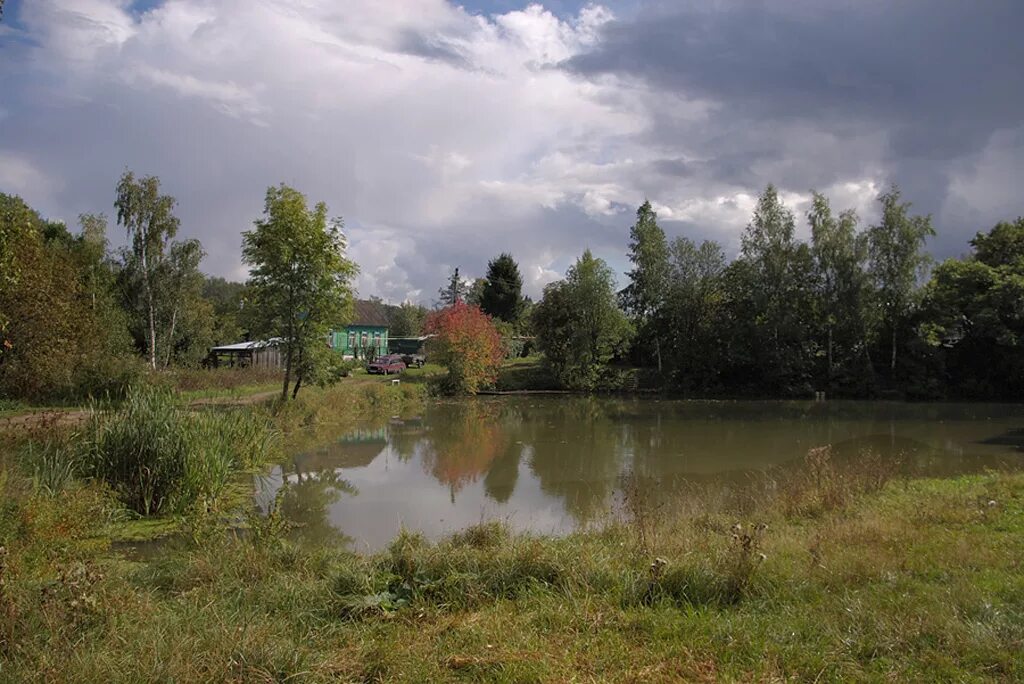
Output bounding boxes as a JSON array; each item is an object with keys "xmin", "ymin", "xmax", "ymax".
[{"xmin": 367, "ymin": 354, "xmax": 406, "ymax": 375}]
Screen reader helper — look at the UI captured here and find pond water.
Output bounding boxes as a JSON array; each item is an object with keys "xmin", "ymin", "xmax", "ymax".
[{"xmin": 254, "ymin": 397, "xmax": 1024, "ymax": 551}]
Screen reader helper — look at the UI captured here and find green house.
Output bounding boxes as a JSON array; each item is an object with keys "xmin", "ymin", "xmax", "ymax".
[{"xmin": 329, "ymin": 299, "xmax": 390, "ymax": 359}]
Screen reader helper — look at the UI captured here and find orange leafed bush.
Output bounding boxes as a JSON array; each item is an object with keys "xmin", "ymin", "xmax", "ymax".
[{"xmin": 424, "ymin": 302, "xmax": 504, "ymax": 394}]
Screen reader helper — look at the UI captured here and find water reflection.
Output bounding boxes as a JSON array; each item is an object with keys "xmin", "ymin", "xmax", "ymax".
[{"xmin": 255, "ymin": 398, "xmax": 1024, "ymax": 551}]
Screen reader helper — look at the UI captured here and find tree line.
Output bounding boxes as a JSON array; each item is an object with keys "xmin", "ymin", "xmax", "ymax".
[
  {"xmin": 0, "ymin": 173, "xmax": 361, "ymax": 402},
  {"xmin": 3, "ymin": 173, "xmax": 1020, "ymax": 402},
  {"xmin": 527, "ymin": 185, "xmax": 1022, "ymax": 399}
]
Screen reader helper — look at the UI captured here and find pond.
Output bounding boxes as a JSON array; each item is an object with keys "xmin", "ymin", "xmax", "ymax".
[{"xmin": 254, "ymin": 397, "xmax": 1024, "ymax": 551}]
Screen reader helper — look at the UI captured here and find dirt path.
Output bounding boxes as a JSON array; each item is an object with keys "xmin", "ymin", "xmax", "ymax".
[{"xmin": 0, "ymin": 390, "xmax": 280, "ymax": 432}]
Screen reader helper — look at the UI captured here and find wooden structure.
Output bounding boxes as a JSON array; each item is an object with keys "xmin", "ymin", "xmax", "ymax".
[{"xmin": 206, "ymin": 339, "xmax": 283, "ymax": 369}]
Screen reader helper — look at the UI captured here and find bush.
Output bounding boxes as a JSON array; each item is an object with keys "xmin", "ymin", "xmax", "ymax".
[
  {"xmin": 77, "ymin": 387, "xmax": 276, "ymax": 515},
  {"xmin": 424, "ymin": 302, "xmax": 504, "ymax": 395}
]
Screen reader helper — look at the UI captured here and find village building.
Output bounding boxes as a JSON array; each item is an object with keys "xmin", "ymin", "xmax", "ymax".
[{"xmin": 329, "ymin": 299, "xmax": 390, "ymax": 359}]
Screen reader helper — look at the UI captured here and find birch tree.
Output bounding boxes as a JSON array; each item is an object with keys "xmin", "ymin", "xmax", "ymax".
[
  {"xmin": 115, "ymin": 171, "xmax": 180, "ymax": 369},
  {"xmin": 867, "ymin": 186, "xmax": 934, "ymax": 373}
]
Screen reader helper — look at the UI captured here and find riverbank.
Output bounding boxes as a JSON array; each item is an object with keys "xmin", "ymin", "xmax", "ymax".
[{"xmin": 1, "ymin": 398, "xmax": 1021, "ymax": 682}]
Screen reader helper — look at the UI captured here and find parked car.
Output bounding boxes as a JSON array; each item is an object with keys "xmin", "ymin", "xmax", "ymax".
[
  {"xmin": 400, "ymin": 353, "xmax": 426, "ymax": 368},
  {"xmin": 367, "ymin": 354, "xmax": 406, "ymax": 375}
]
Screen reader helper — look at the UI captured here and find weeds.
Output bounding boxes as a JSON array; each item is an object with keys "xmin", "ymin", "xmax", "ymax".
[
  {"xmin": 777, "ymin": 444, "xmax": 899, "ymax": 516},
  {"xmin": 0, "ymin": 468, "xmax": 1021, "ymax": 682},
  {"xmin": 22, "ymin": 438, "xmax": 76, "ymax": 496},
  {"xmin": 618, "ymin": 469, "xmax": 666, "ymax": 558}
]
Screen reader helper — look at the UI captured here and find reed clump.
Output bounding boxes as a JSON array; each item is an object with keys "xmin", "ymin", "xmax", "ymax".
[{"xmin": 77, "ymin": 386, "xmax": 276, "ymax": 516}]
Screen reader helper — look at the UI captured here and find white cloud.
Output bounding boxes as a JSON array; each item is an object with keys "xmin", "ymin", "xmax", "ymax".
[
  {"xmin": 0, "ymin": 152, "xmax": 62, "ymax": 213},
  {"xmin": 3, "ymin": 0, "xmax": 998, "ymax": 303}
]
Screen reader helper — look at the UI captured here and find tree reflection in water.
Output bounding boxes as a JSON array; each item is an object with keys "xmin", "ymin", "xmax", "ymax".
[{"xmin": 265, "ymin": 397, "xmax": 1024, "ymax": 549}]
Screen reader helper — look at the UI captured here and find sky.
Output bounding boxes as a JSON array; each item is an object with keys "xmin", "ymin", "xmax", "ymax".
[{"xmin": 1, "ymin": 0, "xmax": 1022, "ymax": 303}]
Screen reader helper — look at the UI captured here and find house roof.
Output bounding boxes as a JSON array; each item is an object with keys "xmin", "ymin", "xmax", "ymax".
[
  {"xmin": 210, "ymin": 338, "xmax": 282, "ymax": 352},
  {"xmin": 350, "ymin": 299, "xmax": 389, "ymax": 327}
]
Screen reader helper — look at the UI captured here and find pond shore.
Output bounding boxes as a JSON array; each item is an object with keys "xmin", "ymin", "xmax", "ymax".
[{"xmin": 1, "ymin": 379, "xmax": 1022, "ymax": 681}]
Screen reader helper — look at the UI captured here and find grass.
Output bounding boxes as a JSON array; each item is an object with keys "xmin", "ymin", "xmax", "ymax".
[
  {"xmin": 0, "ymin": 382, "xmax": 1020, "ymax": 681},
  {"xmin": 493, "ymin": 356, "xmax": 561, "ymax": 392},
  {"xmin": 0, "ymin": 425, "xmax": 1021, "ymax": 682}
]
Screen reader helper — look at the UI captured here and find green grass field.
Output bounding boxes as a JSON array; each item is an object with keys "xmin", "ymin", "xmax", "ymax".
[{"xmin": 1, "ymin": 443, "xmax": 1020, "ymax": 681}]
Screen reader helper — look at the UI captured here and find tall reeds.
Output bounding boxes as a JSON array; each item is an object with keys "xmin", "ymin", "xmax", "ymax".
[{"xmin": 77, "ymin": 387, "xmax": 275, "ymax": 515}]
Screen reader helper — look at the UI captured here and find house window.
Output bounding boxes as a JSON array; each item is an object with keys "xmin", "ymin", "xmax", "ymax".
[
  {"xmin": 347, "ymin": 332, "xmax": 355, "ymax": 350},
  {"xmin": 361, "ymin": 332, "xmax": 368, "ymax": 348},
  {"xmin": 373, "ymin": 331, "xmax": 381, "ymax": 351}
]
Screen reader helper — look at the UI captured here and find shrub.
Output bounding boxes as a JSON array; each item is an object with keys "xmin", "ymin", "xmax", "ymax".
[{"xmin": 424, "ymin": 302, "xmax": 504, "ymax": 395}]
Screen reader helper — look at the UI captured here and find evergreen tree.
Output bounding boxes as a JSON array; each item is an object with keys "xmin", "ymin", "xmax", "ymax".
[
  {"xmin": 479, "ymin": 253, "xmax": 526, "ymax": 324},
  {"xmin": 438, "ymin": 267, "xmax": 468, "ymax": 307}
]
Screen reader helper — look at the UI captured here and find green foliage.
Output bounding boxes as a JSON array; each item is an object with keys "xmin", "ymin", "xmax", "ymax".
[
  {"xmin": 202, "ymin": 276, "xmax": 247, "ymax": 345},
  {"xmin": 77, "ymin": 386, "xmax": 276, "ymax": 515},
  {"xmin": 725, "ymin": 186, "xmax": 817, "ymax": 395},
  {"xmin": 920, "ymin": 218, "xmax": 1024, "ymax": 398},
  {"xmin": 622, "ymin": 200, "xmax": 671, "ymax": 368},
  {"xmin": 479, "ymin": 253, "xmax": 526, "ymax": 324},
  {"xmin": 808, "ymin": 192, "xmax": 875, "ymax": 394},
  {"xmin": 115, "ymin": 171, "xmax": 184, "ymax": 369},
  {"xmin": 867, "ymin": 186, "xmax": 935, "ymax": 374},
  {"xmin": 661, "ymin": 237, "xmax": 728, "ymax": 392},
  {"xmin": 0, "ymin": 196, "xmax": 139, "ymax": 402},
  {"xmin": 386, "ymin": 301, "xmax": 427, "ymax": 338},
  {"xmin": 533, "ymin": 250, "xmax": 631, "ymax": 390},
  {"xmin": 970, "ymin": 217, "xmax": 1024, "ymax": 268},
  {"xmin": 242, "ymin": 184, "xmax": 357, "ymax": 400}
]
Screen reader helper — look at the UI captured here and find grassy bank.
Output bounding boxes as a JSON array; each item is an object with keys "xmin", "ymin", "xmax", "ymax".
[{"xmin": 0, "ymin": 421, "xmax": 1021, "ymax": 682}]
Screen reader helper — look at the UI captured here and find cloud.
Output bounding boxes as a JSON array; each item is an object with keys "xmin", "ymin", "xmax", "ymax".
[
  {"xmin": 566, "ymin": 0, "xmax": 1024, "ymax": 253},
  {"xmin": 0, "ymin": 0, "xmax": 1020, "ymax": 304}
]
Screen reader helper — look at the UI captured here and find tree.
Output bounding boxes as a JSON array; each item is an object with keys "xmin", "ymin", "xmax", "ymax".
[
  {"xmin": 1, "ymin": 194, "xmax": 38, "ymax": 357},
  {"xmin": 970, "ymin": 218, "xmax": 1024, "ymax": 268},
  {"xmin": 438, "ymin": 267, "xmax": 469, "ymax": 307},
  {"xmin": 479, "ymin": 253, "xmax": 526, "ymax": 324},
  {"xmin": 115, "ymin": 171, "xmax": 181, "ymax": 369},
  {"xmin": 867, "ymin": 186, "xmax": 934, "ymax": 373},
  {"xmin": 807, "ymin": 192, "xmax": 873, "ymax": 391},
  {"xmin": 242, "ymin": 184, "xmax": 357, "ymax": 400},
  {"xmin": 0, "ymin": 195, "xmax": 137, "ymax": 401},
  {"xmin": 732, "ymin": 185, "xmax": 817, "ymax": 394},
  {"xmin": 156, "ymin": 239, "xmax": 214, "ymax": 366},
  {"xmin": 920, "ymin": 218, "xmax": 1024, "ymax": 398},
  {"xmin": 202, "ymin": 277, "xmax": 247, "ymax": 345},
  {"xmin": 621, "ymin": 201, "xmax": 670, "ymax": 370},
  {"xmin": 663, "ymin": 236, "xmax": 727, "ymax": 391},
  {"xmin": 533, "ymin": 250, "xmax": 630, "ymax": 390},
  {"xmin": 387, "ymin": 301, "xmax": 428, "ymax": 338},
  {"xmin": 424, "ymin": 301, "xmax": 504, "ymax": 395},
  {"xmin": 466, "ymin": 277, "xmax": 487, "ymax": 308}
]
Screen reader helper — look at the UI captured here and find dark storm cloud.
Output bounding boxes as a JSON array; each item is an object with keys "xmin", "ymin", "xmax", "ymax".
[{"xmin": 567, "ymin": 0, "xmax": 1024, "ymax": 254}]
